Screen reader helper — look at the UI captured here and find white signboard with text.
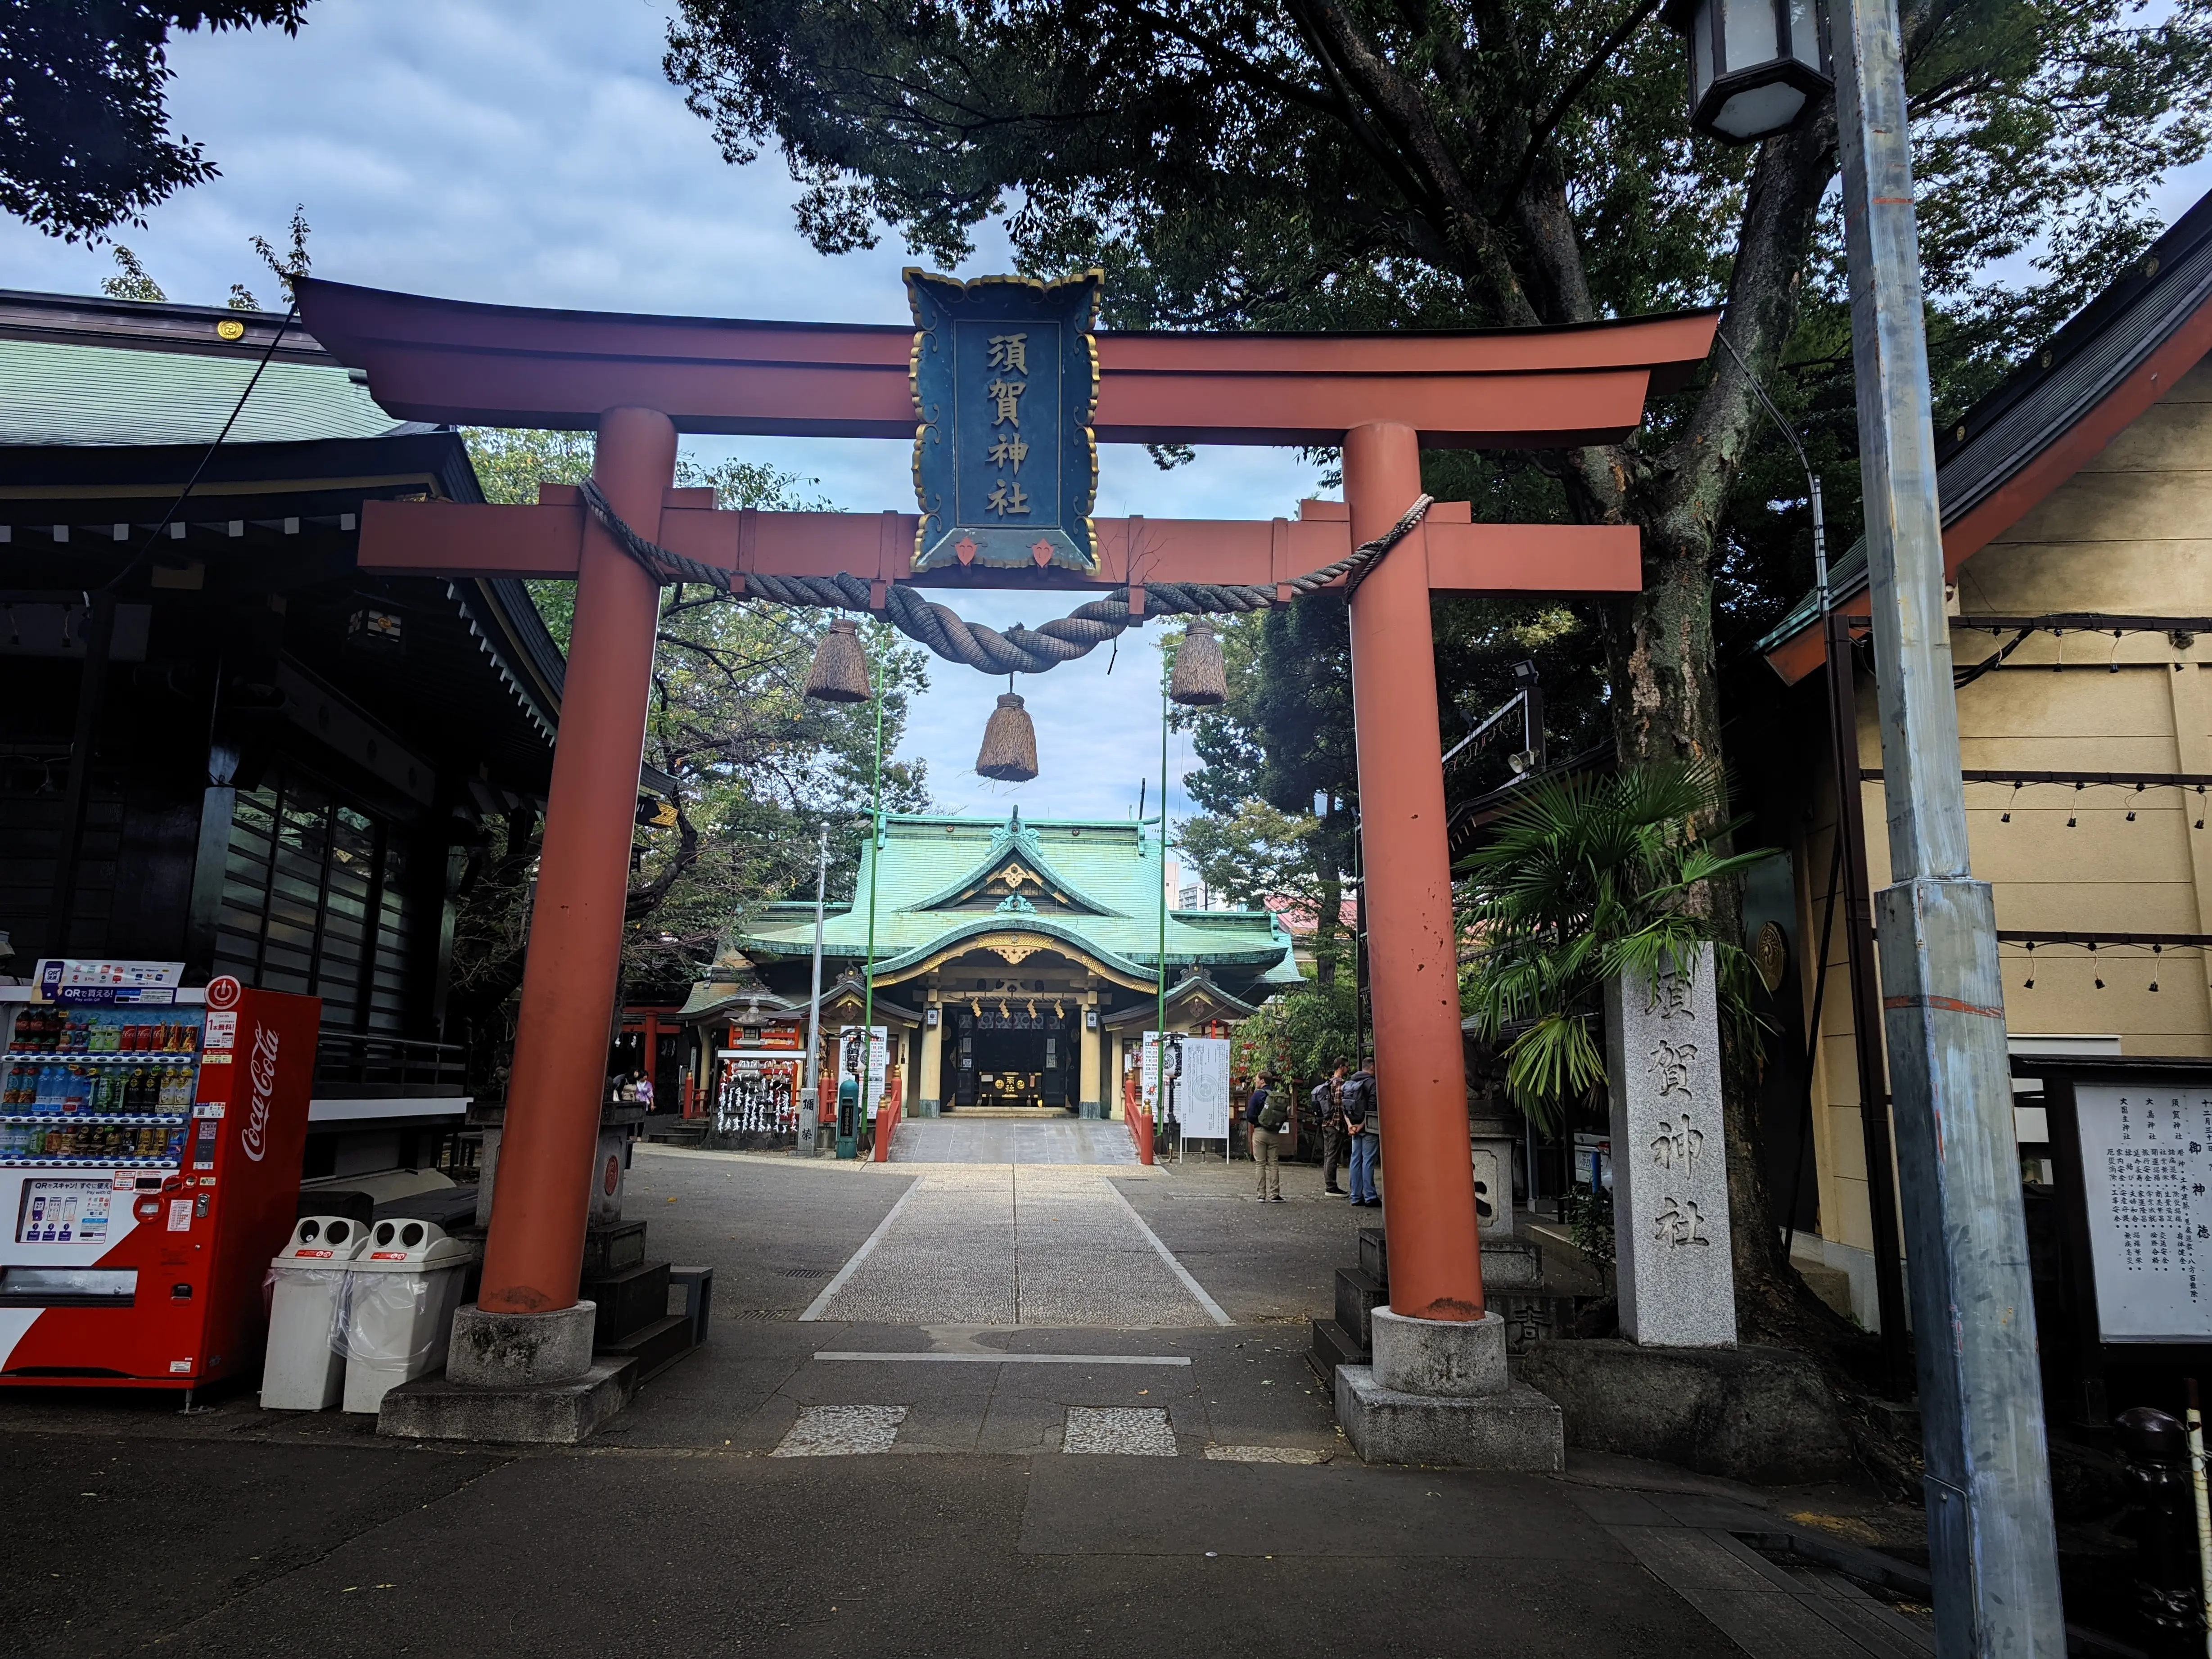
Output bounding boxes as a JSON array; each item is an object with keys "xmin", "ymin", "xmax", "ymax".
[
  {"xmin": 2076, "ymin": 1083, "xmax": 2212, "ymax": 1341},
  {"xmin": 1139, "ymin": 1034, "xmax": 1231, "ymax": 1141}
]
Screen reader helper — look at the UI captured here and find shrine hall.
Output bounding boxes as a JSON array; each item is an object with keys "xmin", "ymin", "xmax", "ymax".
[{"xmin": 730, "ymin": 809, "xmax": 1296, "ymax": 1118}]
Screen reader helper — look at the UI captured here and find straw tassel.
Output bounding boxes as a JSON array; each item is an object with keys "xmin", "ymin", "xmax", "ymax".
[
  {"xmin": 1169, "ymin": 618, "xmax": 1228, "ymax": 707},
  {"xmin": 976, "ymin": 691, "xmax": 1039, "ymax": 782},
  {"xmin": 803, "ymin": 616, "xmax": 871, "ymax": 703}
]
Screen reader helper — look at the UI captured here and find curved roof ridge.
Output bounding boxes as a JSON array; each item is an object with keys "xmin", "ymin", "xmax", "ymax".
[{"xmin": 907, "ymin": 807, "xmax": 1123, "ymax": 916}]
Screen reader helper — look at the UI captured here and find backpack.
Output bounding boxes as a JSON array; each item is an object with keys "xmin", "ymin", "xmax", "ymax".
[
  {"xmin": 1256, "ymin": 1090, "xmax": 1288, "ymax": 1132},
  {"xmin": 1308, "ymin": 1080, "xmax": 1333, "ymax": 1115},
  {"xmin": 1342, "ymin": 1073, "xmax": 1376, "ymax": 1131}
]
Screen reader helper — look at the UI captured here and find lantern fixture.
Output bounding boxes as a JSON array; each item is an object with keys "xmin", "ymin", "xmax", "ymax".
[{"xmin": 1665, "ymin": 0, "xmax": 1832, "ymax": 144}]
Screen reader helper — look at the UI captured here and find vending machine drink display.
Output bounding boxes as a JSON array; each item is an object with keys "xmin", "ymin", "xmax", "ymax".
[{"xmin": 0, "ymin": 967, "xmax": 319, "ymax": 1391}]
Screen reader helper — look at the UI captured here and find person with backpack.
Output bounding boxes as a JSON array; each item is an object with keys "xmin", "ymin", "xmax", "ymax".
[
  {"xmin": 1343, "ymin": 1064, "xmax": 1380, "ymax": 1207},
  {"xmin": 1245, "ymin": 1073, "xmax": 1291, "ymax": 1200},
  {"xmin": 1311, "ymin": 1060, "xmax": 1349, "ymax": 1195}
]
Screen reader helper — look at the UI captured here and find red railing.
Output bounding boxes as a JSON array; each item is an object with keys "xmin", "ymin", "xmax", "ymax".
[
  {"xmin": 872, "ymin": 1077, "xmax": 903, "ymax": 1162},
  {"xmin": 1123, "ymin": 1074, "xmax": 1154, "ymax": 1165}
]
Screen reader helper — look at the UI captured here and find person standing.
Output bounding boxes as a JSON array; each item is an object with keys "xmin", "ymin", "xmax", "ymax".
[
  {"xmin": 1246, "ymin": 1073, "xmax": 1290, "ymax": 1201},
  {"xmin": 1343, "ymin": 1063, "xmax": 1380, "ymax": 1208},
  {"xmin": 1311, "ymin": 1060, "xmax": 1349, "ymax": 1195}
]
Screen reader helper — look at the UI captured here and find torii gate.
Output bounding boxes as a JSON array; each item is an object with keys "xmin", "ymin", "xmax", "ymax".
[{"xmin": 294, "ymin": 276, "xmax": 1714, "ymax": 1337}]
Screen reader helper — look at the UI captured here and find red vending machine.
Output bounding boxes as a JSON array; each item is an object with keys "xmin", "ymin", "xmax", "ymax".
[{"xmin": 0, "ymin": 968, "xmax": 318, "ymax": 1393}]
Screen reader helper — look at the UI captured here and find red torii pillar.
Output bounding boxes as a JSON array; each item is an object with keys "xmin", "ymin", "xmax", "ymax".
[
  {"xmin": 480, "ymin": 407, "xmax": 674, "ymax": 1314},
  {"xmin": 1345, "ymin": 423, "xmax": 1482, "ymax": 1321}
]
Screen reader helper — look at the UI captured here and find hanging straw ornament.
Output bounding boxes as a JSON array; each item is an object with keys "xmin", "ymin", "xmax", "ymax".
[
  {"xmin": 1169, "ymin": 618, "xmax": 1228, "ymax": 707},
  {"xmin": 977, "ymin": 685, "xmax": 1040, "ymax": 782},
  {"xmin": 803, "ymin": 616, "xmax": 872, "ymax": 703}
]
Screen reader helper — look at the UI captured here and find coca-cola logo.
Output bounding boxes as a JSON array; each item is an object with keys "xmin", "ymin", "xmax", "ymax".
[{"xmin": 242, "ymin": 1026, "xmax": 280, "ymax": 1163}]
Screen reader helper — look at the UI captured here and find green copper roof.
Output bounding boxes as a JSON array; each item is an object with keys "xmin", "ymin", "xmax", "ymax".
[
  {"xmin": 0, "ymin": 336, "xmax": 407, "ymax": 447},
  {"xmin": 736, "ymin": 810, "xmax": 1301, "ymax": 986}
]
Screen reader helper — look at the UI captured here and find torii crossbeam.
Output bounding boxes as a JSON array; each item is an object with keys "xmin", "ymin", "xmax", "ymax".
[{"xmin": 296, "ymin": 277, "xmax": 1715, "ymax": 1334}]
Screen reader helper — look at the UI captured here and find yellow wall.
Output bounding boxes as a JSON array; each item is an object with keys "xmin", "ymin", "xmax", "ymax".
[{"xmin": 1797, "ymin": 359, "xmax": 2212, "ymax": 1272}]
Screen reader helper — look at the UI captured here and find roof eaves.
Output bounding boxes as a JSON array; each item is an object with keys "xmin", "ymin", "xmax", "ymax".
[{"xmin": 1757, "ymin": 186, "xmax": 2212, "ymax": 665}]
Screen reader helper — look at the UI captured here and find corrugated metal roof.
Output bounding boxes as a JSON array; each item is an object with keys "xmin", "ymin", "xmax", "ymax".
[
  {"xmin": 1756, "ymin": 185, "xmax": 2212, "ymax": 659},
  {"xmin": 0, "ymin": 336, "xmax": 405, "ymax": 447}
]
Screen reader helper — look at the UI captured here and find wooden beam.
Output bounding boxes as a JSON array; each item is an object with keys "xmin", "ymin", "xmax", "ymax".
[
  {"xmin": 359, "ymin": 495, "xmax": 1639, "ymax": 598},
  {"xmin": 298, "ymin": 278, "xmax": 1716, "ymax": 450}
]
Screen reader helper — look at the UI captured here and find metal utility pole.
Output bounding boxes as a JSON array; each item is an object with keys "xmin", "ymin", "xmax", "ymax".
[
  {"xmin": 1831, "ymin": 0, "xmax": 2065, "ymax": 1647},
  {"xmin": 800, "ymin": 823, "xmax": 828, "ymax": 1153}
]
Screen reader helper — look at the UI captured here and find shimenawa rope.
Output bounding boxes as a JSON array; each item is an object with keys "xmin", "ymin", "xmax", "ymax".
[{"xmin": 576, "ymin": 478, "xmax": 1432, "ymax": 678}]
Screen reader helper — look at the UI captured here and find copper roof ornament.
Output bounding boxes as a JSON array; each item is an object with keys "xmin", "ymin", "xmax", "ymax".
[
  {"xmin": 976, "ymin": 683, "xmax": 1039, "ymax": 782},
  {"xmin": 1169, "ymin": 618, "xmax": 1228, "ymax": 707},
  {"xmin": 804, "ymin": 616, "xmax": 872, "ymax": 703}
]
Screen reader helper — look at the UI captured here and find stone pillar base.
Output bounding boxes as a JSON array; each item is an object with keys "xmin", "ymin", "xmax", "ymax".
[
  {"xmin": 1335, "ymin": 1367, "xmax": 1563, "ymax": 1469},
  {"xmin": 447, "ymin": 1301, "xmax": 599, "ymax": 1387},
  {"xmin": 377, "ymin": 1301, "xmax": 635, "ymax": 1445},
  {"xmin": 916, "ymin": 1097, "xmax": 941, "ymax": 1118},
  {"xmin": 1079, "ymin": 1100, "xmax": 1104, "ymax": 1120},
  {"xmin": 1336, "ymin": 1308, "xmax": 1564, "ymax": 1469},
  {"xmin": 379, "ymin": 1358, "xmax": 637, "ymax": 1444}
]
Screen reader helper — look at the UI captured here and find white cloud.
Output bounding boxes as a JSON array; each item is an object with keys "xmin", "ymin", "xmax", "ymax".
[{"xmin": 0, "ymin": 0, "xmax": 1328, "ymax": 835}]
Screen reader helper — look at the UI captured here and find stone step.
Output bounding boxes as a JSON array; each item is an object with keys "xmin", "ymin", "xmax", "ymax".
[
  {"xmin": 1334, "ymin": 1267, "xmax": 1386, "ymax": 1350},
  {"xmin": 580, "ymin": 1259, "xmax": 670, "ymax": 1345},
  {"xmin": 1358, "ymin": 1225, "xmax": 1388, "ymax": 1287},
  {"xmin": 581, "ymin": 1220, "xmax": 647, "ymax": 1276},
  {"xmin": 1480, "ymin": 1236, "xmax": 1542, "ymax": 1292},
  {"xmin": 597, "ymin": 1313, "xmax": 695, "ymax": 1380},
  {"xmin": 1307, "ymin": 1316, "xmax": 1368, "ymax": 1384}
]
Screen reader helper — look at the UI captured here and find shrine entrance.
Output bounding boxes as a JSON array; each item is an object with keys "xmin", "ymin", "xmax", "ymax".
[
  {"xmin": 953, "ymin": 998, "xmax": 1071, "ymax": 1114},
  {"xmin": 292, "ymin": 270, "xmax": 1714, "ymax": 1333}
]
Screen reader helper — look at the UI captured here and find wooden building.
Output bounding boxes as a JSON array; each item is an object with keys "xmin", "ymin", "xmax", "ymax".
[
  {"xmin": 1752, "ymin": 189, "xmax": 2212, "ymax": 1326},
  {"xmin": 725, "ymin": 808, "xmax": 1300, "ymax": 1121},
  {"xmin": 0, "ymin": 289, "xmax": 562, "ymax": 1179}
]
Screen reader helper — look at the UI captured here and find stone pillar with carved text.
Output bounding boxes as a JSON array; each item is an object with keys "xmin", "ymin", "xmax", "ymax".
[{"xmin": 1604, "ymin": 943, "xmax": 1737, "ymax": 1347}]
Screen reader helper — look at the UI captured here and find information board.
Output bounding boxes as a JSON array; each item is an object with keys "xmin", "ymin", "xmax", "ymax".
[
  {"xmin": 1177, "ymin": 1038, "xmax": 1232, "ymax": 1141},
  {"xmin": 2076, "ymin": 1082, "xmax": 2212, "ymax": 1341}
]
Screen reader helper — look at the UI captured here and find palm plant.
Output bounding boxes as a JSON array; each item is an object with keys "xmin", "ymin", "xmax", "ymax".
[{"xmin": 1460, "ymin": 760, "xmax": 1774, "ymax": 1133}]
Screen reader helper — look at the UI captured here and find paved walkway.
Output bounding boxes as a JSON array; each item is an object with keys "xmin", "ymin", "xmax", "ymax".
[
  {"xmin": 890, "ymin": 1116, "xmax": 1137, "ymax": 1163},
  {"xmin": 0, "ymin": 1145, "xmax": 1940, "ymax": 1659},
  {"xmin": 803, "ymin": 1165, "xmax": 1228, "ymax": 1326}
]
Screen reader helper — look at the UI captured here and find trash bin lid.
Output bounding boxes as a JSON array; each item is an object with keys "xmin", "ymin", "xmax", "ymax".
[
  {"xmin": 346, "ymin": 1217, "xmax": 477, "ymax": 1272},
  {"xmin": 275, "ymin": 1215, "xmax": 371, "ymax": 1264}
]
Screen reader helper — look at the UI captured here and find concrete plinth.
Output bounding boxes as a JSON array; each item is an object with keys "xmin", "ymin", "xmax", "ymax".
[
  {"xmin": 1338, "ymin": 1308, "xmax": 1564, "ymax": 1468},
  {"xmin": 378, "ymin": 1357, "xmax": 637, "ymax": 1444},
  {"xmin": 1335, "ymin": 1367, "xmax": 1564, "ymax": 1470},
  {"xmin": 1372, "ymin": 1307, "xmax": 1508, "ymax": 1396},
  {"xmin": 446, "ymin": 1301, "xmax": 598, "ymax": 1388}
]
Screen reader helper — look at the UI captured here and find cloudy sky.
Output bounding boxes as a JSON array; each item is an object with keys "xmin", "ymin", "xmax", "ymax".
[{"xmin": 0, "ymin": 0, "xmax": 1325, "ymax": 829}]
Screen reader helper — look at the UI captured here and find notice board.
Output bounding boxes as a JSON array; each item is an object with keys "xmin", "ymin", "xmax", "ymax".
[{"xmin": 2074, "ymin": 1082, "xmax": 2212, "ymax": 1342}]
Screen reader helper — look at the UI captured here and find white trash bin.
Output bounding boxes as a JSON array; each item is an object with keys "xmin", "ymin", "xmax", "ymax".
[
  {"xmin": 339, "ymin": 1219, "xmax": 477, "ymax": 1415},
  {"xmin": 261, "ymin": 1216, "xmax": 370, "ymax": 1411}
]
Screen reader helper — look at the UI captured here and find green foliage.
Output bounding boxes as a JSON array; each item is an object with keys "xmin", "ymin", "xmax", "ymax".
[
  {"xmin": 1559, "ymin": 1186, "xmax": 1616, "ymax": 1288},
  {"xmin": 1229, "ymin": 969, "xmax": 1361, "ymax": 1084},
  {"xmin": 100, "ymin": 246, "xmax": 167, "ymax": 301},
  {"xmin": 454, "ymin": 428, "xmax": 929, "ymax": 998},
  {"xmin": 1460, "ymin": 760, "xmax": 1774, "ymax": 1132},
  {"xmin": 0, "ymin": 3, "xmax": 311, "ymax": 244}
]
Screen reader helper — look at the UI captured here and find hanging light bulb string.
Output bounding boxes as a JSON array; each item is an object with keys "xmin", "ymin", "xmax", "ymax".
[{"xmin": 577, "ymin": 478, "xmax": 1432, "ymax": 679}]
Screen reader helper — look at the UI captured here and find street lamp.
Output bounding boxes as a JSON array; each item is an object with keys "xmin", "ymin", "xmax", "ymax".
[{"xmin": 1665, "ymin": 0, "xmax": 1831, "ymax": 143}]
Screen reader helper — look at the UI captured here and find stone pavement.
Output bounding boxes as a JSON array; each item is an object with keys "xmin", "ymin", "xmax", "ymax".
[
  {"xmin": 802, "ymin": 1163, "xmax": 1228, "ymax": 1326},
  {"xmin": 0, "ymin": 1143, "xmax": 1937, "ymax": 1658},
  {"xmin": 890, "ymin": 1116, "xmax": 1138, "ymax": 1163}
]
